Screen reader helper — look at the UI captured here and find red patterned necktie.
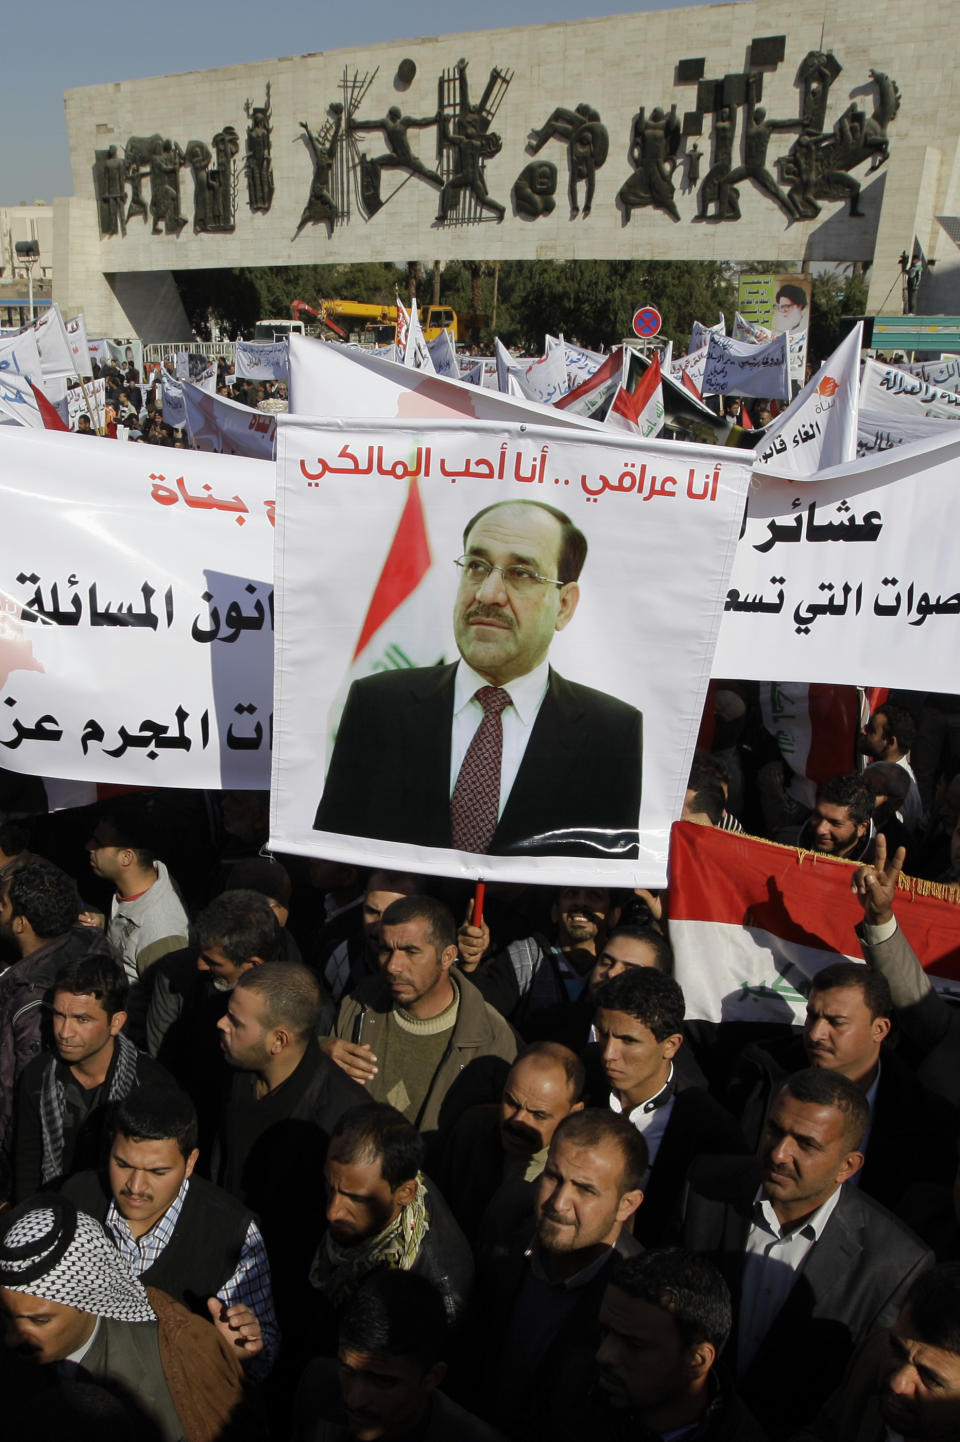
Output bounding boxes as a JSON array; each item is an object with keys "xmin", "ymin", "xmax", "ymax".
[{"xmin": 450, "ymin": 686, "xmax": 512, "ymax": 853}]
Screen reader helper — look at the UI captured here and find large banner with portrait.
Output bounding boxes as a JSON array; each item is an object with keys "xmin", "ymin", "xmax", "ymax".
[
  {"xmin": 271, "ymin": 417, "xmax": 753, "ymax": 886},
  {"xmin": 0, "ymin": 428, "xmax": 274, "ymax": 788},
  {"xmin": 713, "ymin": 427, "xmax": 960, "ymax": 691},
  {"xmin": 738, "ymin": 272, "xmax": 811, "ymax": 388}
]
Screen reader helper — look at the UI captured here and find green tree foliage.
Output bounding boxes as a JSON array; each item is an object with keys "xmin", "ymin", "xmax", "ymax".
[
  {"xmin": 174, "ymin": 262, "xmax": 405, "ymax": 338},
  {"xmin": 808, "ymin": 269, "xmax": 868, "ymax": 365}
]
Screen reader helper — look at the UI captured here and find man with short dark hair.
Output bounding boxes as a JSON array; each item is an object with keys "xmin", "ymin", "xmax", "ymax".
[
  {"xmin": 311, "ymin": 1102, "xmax": 473, "ymax": 1342},
  {"xmin": 85, "ymin": 803, "xmax": 188, "ymax": 985},
  {"xmin": 480, "ymin": 1108, "xmax": 647, "ymax": 1439},
  {"xmin": 332, "ymin": 896, "xmax": 516, "ymax": 1142},
  {"xmin": 13, "ymin": 953, "xmax": 170, "ymax": 1198},
  {"xmin": 798, "ymin": 774, "xmax": 876, "ymax": 862},
  {"xmin": 791, "ymin": 1263, "xmax": 960, "ymax": 1442},
  {"xmin": 314, "ymin": 498, "xmax": 643, "ymax": 859},
  {"xmin": 0, "ymin": 859, "xmax": 119, "ymax": 1155},
  {"xmin": 732, "ymin": 956, "xmax": 957, "ymax": 1221},
  {"xmin": 596, "ymin": 1250, "xmax": 766, "ymax": 1440},
  {"xmin": 438, "ymin": 1041, "xmax": 586, "ymax": 1246},
  {"xmin": 63, "ymin": 1084, "xmax": 278, "ymax": 1373},
  {"xmin": 683, "ymin": 1068, "xmax": 933, "ymax": 1433},
  {"xmin": 293, "ymin": 1270, "xmax": 504, "ymax": 1442},
  {"xmin": 594, "ymin": 967, "xmax": 745, "ymax": 1243},
  {"xmin": 859, "ymin": 703, "xmax": 922, "ymax": 831},
  {"xmin": 461, "ymin": 885, "xmax": 622, "ymax": 1035},
  {"xmin": 212, "ymin": 961, "xmax": 369, "ymax": 1329}
]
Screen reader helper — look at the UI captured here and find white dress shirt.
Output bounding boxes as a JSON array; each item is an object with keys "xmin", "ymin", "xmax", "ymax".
[
  {"xmin": 450, "ymin": 659, "xmax": 550, "ymax": 817},
  {"xmin": 738, "ymin": 1185, "xmax": 842, "ymax": 1370},
  {"xmin": 609, "ymin": 1065, "xmax": 676, "ymax": 1186}
]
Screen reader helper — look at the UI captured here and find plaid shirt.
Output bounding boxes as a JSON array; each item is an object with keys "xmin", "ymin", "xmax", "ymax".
[{"xmin": 106, "ymin": 1176, "xmax": 279, "ymax": 1374}]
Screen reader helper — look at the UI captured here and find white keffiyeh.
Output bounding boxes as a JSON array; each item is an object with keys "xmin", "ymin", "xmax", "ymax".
[{"xmin": 0, "ymin": 1196, "xmax": 154, "ymax": 1322}]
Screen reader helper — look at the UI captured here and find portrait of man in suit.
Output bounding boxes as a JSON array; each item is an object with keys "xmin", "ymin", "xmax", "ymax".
[{"xmin": 313, "ymin": 498, "xmax": 643, "ymax": 858}]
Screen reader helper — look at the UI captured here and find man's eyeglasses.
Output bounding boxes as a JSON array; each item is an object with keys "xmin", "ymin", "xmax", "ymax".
[{"xmin": 454, "ymin": 555, "xmax": 564, "ymax": 594}]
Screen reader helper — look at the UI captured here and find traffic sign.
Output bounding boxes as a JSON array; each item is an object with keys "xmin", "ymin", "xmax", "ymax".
[{"xmin": 632, "ymin": 306, "xmax": 662, "ymax": 338}]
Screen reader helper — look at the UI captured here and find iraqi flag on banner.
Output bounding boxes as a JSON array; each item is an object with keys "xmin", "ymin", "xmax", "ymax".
[
  {"xmin": 605, "ymin": 355, "xmax": 664, "ymax": 437},
  {"xmin": 324, "ymin": 476, "xmax": 447, "ymax": 761},
  {"xmin": 753, "ymin": 323, "xmax": 862, "ymax": 478},
  {"xmin": 668, "ymin": 821, "xmax": 960, "ymax": 1024},
  {"xmin": 554, "ymin": 346, "xmax": 625, "ymax": 418}
]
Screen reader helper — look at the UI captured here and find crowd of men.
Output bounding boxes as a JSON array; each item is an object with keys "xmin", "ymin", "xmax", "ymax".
[
  {"xmin": 0, "ymin": 678, "xmax": 959, "ymax": 1442},
  {"xmin": 74, "ymin": 352, "xmax": 287, "ymax": 444}
]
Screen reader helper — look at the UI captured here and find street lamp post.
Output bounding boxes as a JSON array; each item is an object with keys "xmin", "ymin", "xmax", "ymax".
[{"xmin": 14, "ymin": 239, "xmax": 40, "ymax": 322}]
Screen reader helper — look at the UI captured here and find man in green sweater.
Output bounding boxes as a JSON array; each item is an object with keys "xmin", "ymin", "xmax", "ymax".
[{"xmin": 331, "ymin": 895, "xmax": 516, "ymax": 1144}]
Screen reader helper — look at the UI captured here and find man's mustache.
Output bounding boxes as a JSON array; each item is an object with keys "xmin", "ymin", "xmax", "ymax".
[{"xmin": 465, "ymin": 605, "xmax": 516, "ymax": 630}]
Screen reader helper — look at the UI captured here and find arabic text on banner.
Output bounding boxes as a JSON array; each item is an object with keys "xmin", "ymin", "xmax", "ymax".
[
  {"xmin": 713, "ymin": 428, "xmax": 960, "ymax": 691},
  {"xmin": 0, "ymin": 428, "xmax": 275, "ymax": 788},
  {"xmin": 271, "ymin": 417, "xmax": 752, "ymax": 888}
]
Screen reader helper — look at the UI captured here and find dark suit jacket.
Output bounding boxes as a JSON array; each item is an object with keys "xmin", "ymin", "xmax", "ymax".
[
  {"xmin": 682, "ymin": 1155, "xmax": 933, "ymax": 1436},
  {"xmin": 314, "ymin": 663, "xmax": 642, "ymax": 859}
]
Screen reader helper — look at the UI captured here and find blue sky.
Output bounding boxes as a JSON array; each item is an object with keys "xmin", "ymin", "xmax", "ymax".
[{"xmin": 2, "ymin": 0, "xmax": 747, "ymax": 204}]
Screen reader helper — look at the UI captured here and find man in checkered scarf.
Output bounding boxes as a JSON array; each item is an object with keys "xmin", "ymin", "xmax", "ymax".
[{"xmin": 0, "ymin": 1195, "xmax": 254, "ymax": 1442}]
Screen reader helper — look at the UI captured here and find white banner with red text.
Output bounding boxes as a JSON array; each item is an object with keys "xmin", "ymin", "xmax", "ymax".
[
  {"xmin": 0, "ymin": 428, "xmax": 274, "ymax": 788},
  {"xmin": 270, "ymin": 417, "xmax": 753, "ymax": 887}
]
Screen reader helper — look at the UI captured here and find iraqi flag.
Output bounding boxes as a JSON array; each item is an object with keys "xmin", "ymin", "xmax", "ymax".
[
  {"xmin": 395, "ymin": 295, "xmax": 410, "ymax": 355},
  {"xmin": 668, "ymin": 821, "xmax": 960, "ymax": 1024},
  {"xmin": 605, "ymin": 355, "xmax": 664, "ymax": 437},
  {"xmin": 554, "ymin": 346, "xmax": 625, "ymax": 418},
  {"xmin": 325, "ymin": 476, "xmax": 447, "ymax": 759}
]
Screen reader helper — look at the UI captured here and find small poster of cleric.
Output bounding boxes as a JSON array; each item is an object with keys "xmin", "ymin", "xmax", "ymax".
[
  {"xmin": 271, "ymin": 417, "xmax": 753, "ymax": 887},
  {"xmin": 738, "ymin": 272, "xmax": 812, "ymax": 391}
]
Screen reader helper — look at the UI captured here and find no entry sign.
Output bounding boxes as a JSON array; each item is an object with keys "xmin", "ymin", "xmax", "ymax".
[{"xmin": 632, "ymin": 306, "xmax": 662, "ymax": 338}]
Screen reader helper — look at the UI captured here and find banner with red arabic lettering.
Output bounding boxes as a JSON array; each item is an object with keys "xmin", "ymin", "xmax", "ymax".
[
  {"xmin": 271, "ymin": 417, "xmax": 753, "ymax": 887},
  {"xmin": 0, "ymin": 428, "xmax": 274, "ymax": 787},
  {"xmin": 714, "ymin": 427, "xmax": 960, "ymax": 690}
]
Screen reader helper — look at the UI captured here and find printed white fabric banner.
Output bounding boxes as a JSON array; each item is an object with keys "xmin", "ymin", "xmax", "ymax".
[
  {"xmin": 161, "ymin": 370, "xmax": 186, "ymax": 429},
  {"xmin": 0, "ymin": 372, "xmax": 45, "ymax": 428},
  {"xmin": 66, "ymin": 378, "xmax": 106, "ymax": 430},
  {"xmin": 859, "ymin": 358, "xmax": 960, "ymax": 423},
  {"xmin": 288, "ymin": 334, "xmax": 602, "ymax": 430},
  {"xmin": 897, "ymin": 355, "xmax": 960, "ymax": 394},
  {"xmin": 669, "ymin": 343, "xmax": 709, "ymax": 397},
  {"xmin": 64, "ymin": 315, "xmax": 91, "ymax": 377},
  {"xmin": 180, "ymin": 379, "xmax": 277, "ymax": 460},
  {"xmin": 713, "ymin": 428, "xmax": 960, "ymax": 690},
  {"xmin": 25, "ymin": 306, "xmax": 75, "ymax": 379},
  {"xmin": 0, "ymin": 329, "xmax": 43, "ymax": 388},
  {"xmin": 732, "ymin": 312, "xmax": 774, "ymax": 345},
  {"xmin": 690, "ymin": 314, "xmax": 726, "ymax": 351},
  {"xmin": 702, "ymin": 332, "xmax": 790, "ymax": 400},
  {"xmin": 0, "ymin": 429, "xmax": 274, "ymax": 787},
  {"xmin": 271, "ymin": 417, "xmax": 753, "ymax": 887},
  {"xmin": 856, "ymin": 407, "xmax": 954, "ymax": 458},
  {"xmin": 402, "ymin": 299, "xmax": 435, "ymax": 373},
  {"xmin": 427, "ymin": 328, "xmax": 459, "ymax": 380},
  {"xmin": 89, "ymin": 338, "xmax": 144, "ymax": 375},
  {"xmin": 753, "ymin": 324, "xmax": 861, "ymax": 478},
  {"xmin": 234, "ymin": 339, "xmax": 289, "ymax": 381}
]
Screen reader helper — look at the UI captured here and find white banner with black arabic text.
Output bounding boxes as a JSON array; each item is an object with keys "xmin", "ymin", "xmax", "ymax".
[
  {"xmin": 0, "ymin": 429, "xmax": 274, "ymax": 787},
  {"xmin": 713, "ymin": 429, "xmax": 960, "ymax": 690}
]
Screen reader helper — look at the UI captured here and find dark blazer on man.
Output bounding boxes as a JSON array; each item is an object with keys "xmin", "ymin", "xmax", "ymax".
[
  {"xmin": 313, "ymin": 662, "xmax": 643, "ymax": 859},
  {"xmin": 682, "ymin": 1155, "xmax": 933, "ymax": 1436}
]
